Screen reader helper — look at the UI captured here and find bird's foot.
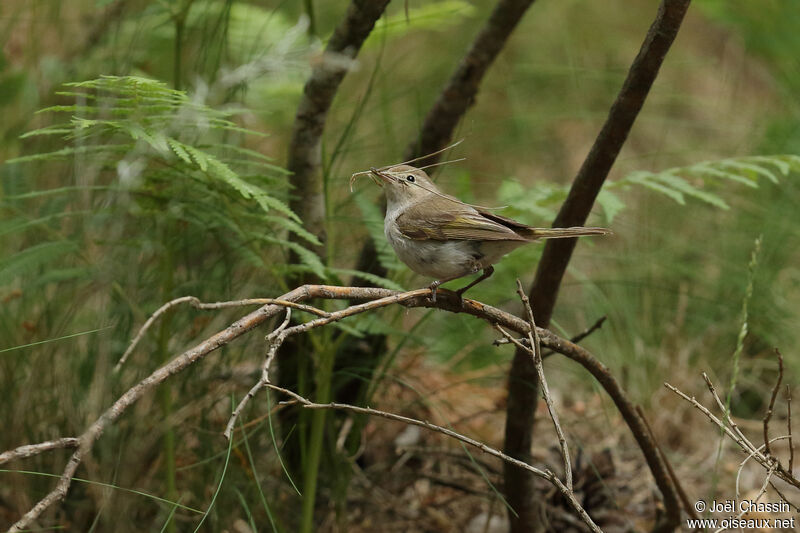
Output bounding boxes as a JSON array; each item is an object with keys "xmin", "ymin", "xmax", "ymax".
[{"xmin": 428, "ymin": 280, "xmax": 441, "ymax": 303}]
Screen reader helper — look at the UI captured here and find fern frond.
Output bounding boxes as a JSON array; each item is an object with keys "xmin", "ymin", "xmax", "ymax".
[{"xmin": 614, "ymin": 154, "xmax": 798, "ymax": 209}]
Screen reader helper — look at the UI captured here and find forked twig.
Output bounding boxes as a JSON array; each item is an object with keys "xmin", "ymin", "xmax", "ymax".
[
  {"xmin": 666, "ymin": 370, "xmax": 800, "ymax": 492},
  {"xmin": 736, "ymin": 436, "xmax": 790, "ymax": 499},
  {"xmin": 115, "ymin": 296, "xmax": 328, "ymax": 371},
  {"xmin": 492, "ymin": 315, "xmax": 606, "ymax": 355},
  {"xmin": 515, "ymin": 279, "xmax": 572, "ymax": 490},
  {"xmin": 0, "ymin": 438, "xmax": 80, "ymax": 465},
  {"xmin": 223, "ymin": 308, "xmax": 293, "ymax": 440},
  {"xmin": 266, "ymin": 383, "xmax": 600, "ymax": 533}
]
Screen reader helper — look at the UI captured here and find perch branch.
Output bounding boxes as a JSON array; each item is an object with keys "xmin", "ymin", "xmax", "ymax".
[
  {"xmin": 115, "ymin": 296, "xmax": 328, "ymax": 371},
  {"xmin": 5, "ymin": 284, "xmax": 674, "ymax": 531},
  {"xmin": 0, "ymin": 286, "xmax": 561, "ymax": 530}
]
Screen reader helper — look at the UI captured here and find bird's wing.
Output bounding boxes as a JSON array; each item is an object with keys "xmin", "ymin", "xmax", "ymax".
[{"xmin": 395, "ymin": 197, "xmax": 528, "ymax": 242}]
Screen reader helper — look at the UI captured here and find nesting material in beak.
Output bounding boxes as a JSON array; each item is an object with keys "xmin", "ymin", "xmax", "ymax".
[{"xmin": 349, "ymin": 167, "xmax": 386, "ymax": 191}]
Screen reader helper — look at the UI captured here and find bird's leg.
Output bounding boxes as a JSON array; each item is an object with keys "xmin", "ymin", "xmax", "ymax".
[
  {"xmin": 455, "ymin": 266, "xmax": 495, "ymax": 298},
  {"xmin": 428, "ymin": 272, "xmax": 466, "ymax": 303},
  {"xmin": 429, "ymin": 280, "xmax": 442, "ymax": 303}
]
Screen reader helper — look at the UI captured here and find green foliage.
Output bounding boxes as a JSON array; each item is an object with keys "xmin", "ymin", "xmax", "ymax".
[
  {"xmin": 5, "ymin": 76, "xmax": 323, "ymax": 279},
  {"xmin": 0, "ymin": 75, "xmax": 318, "ymax": 530},
  {"xmin": 497, "ymin": 154, "xmax": 800, "ymax": 226},
  {"xmin": 2, "ymin": 1, "xmax": 800, "ymax": 531},
  {"xmin": 363, "ymin": 0, "xmax": 476, "ymax": 45}
]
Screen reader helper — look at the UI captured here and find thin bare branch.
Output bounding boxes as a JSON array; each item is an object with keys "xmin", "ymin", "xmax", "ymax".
[
  {"xmin": 665, "ymin": 382, "xmax": 766, "ymax": 465},
  {"xmin": 702, "ymin": 372, "xmax": 760, "ymax": 457},
  {"xmin": 788, "ymin": 385, "xmax": 794, "ymax": 473},
  {"xmin": 666, "ymin": 380, "xmax": 800, "ymax": 490},
  {"xmin": 266, "ymin": 383, "xmax": 601, "ymax": 533},
  {"xmin": 0, "ymin": 438, "xmax": 79, "ymax": 465},
  {"xmin": 115, "ymin": 296, "xmax": 328, "ymax": 371},
  {"xmin": 515, "ymin": 279, "xmax": 572, "ymax": 491},
  {"xmin": 764, "ymin": 349, "xmax": 784, "ymax": 457}
]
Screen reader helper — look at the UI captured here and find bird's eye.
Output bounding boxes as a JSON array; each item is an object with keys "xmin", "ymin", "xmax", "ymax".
[{"xmin": 406, "ymin": 175, "xmax": 415, "ymax": 183}]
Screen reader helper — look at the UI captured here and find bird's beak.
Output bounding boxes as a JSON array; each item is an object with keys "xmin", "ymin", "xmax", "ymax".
[{"xmin": 370, "ymin": 167, "xmax": 392, "ymax": 186}]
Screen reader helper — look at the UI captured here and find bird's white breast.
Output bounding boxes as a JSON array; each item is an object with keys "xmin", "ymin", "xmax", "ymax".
[
  {"xmin": 384, "ymin": 215, "xmax": 477, "ymax": 279},
  {"xmin": 384, "ymin": 197, "xmax": 527, "ymax": 281}
]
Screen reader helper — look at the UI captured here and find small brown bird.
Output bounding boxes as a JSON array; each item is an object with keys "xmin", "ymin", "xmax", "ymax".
[{"xmin": 359, "ymin": 165, "xmax": 610, "ymax": 300}]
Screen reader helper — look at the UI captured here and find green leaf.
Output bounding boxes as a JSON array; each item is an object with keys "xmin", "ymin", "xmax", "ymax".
[
  {"xmin": 167, "ymin": 138, "xmax": 193, "ymax": 164},
  {"xmin": 596, "ymin": 189, "xmax": 626, "ymax": 224},
  {"xmin": 266, "ymin": 216, "xmax": 322, "ymax": 246},
  {"xmin": 624, "ymin": 171, "xmax": 686, "ymax": 205},
  {"xmin": 185, "ymin": 145, "xmax": 209, "ymax": 171},
  {"xmin": 654, "ymin": 173, "xmax": 729, "ymax": 210}
]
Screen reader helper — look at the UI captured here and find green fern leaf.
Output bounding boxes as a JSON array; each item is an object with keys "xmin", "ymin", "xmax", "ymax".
[
  {"xmin": 167, "ymin": 138, "xmax": 193, "ymax": 164},
  {"xmin": 654, "ymin": 173, "xmax": 729, "ymax": 210},
  {"xmin": 596, "ymin": 189, "xmax": 626, "ymax": 224},
  {"xmin": 184, "ymin": 145, "xmax": 209, "ymax": 171},
  {"xmin": 625, "ymin": 171, "xmax": 686, "ymax": 205}
]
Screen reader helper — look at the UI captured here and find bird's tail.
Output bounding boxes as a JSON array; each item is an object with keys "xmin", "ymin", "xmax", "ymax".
[{"xmin": 523, "ymin": 226, "xmax": 611, "ymax": 240}]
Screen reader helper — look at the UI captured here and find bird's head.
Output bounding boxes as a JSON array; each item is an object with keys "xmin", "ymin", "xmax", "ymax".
[{"xmin": 370, "ymin": 165, "xmax": 439, "ymax": 208}]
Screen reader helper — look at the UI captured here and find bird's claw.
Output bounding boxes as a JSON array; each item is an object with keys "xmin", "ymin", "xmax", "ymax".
[{"xmin": 429, "ymin": 281, "xmax": 440, "ymax": 303}]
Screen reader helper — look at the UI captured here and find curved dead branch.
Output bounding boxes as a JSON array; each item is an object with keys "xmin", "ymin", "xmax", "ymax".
[
  {"xmin": 505, "ymin": 2, "xmax": 691, "ymax": 530},
  {"xmin": 403, "ymin": 0, "xmax": 538, "ymax": 165},
  {"xmin": 5, "ymin": 285, "xmax": 673, "ymax": 532}
]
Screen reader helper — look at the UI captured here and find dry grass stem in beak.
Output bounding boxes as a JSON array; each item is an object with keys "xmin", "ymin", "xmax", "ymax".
[
  {"xmin": 349, "ymin": 168, "xmax": 383, "ymax": 192},
  {"xmin": 349, "ymin": 138, "xmax": 467, "ymax": 192}
]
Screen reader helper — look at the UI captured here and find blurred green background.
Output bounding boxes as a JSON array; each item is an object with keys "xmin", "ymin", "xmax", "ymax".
[{"xmin": 1, "ymin": 0, "xmax": 798, "ymax": 531}]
